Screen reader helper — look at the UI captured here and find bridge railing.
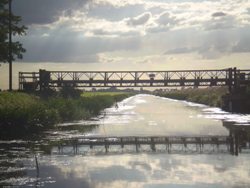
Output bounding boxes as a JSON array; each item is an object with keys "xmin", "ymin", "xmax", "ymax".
[
  {"xmin": 19, "ymin": 72, "xmax": 39, "ymax": 91},
  {"xmin": 18, "ymin": 68, "xmax": 250, "ymax": 90},
  {"xmin": 53, "ymin": 135, "xmax": 239, "ymax": 155}
]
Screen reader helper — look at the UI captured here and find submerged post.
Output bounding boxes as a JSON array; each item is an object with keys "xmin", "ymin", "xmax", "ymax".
[
  {"xmin": 35, "ymin": 154, "xmax": 39, "ymax": 176},
  {"xmin": 229, "ymin": 130, "xmax": 235, "ymax": 155},
  {"xmin": 235, "ymin": 132, "xmax": 239, "ymax": 156}
]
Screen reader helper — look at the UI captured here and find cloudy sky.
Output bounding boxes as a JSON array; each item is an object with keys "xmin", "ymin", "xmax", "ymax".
[{"xmin": 10, "ymin": 0, "xmax": 250, "ymax": 65}]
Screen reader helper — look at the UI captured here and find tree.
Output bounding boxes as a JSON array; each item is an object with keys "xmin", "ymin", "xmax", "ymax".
[
  {"xmin": 0, "ymin": 0, "xmax": 27, "ymax": 63},
  {"xmin": 1, "ymin": 0, "xmax": 27, "ymax": 90}
]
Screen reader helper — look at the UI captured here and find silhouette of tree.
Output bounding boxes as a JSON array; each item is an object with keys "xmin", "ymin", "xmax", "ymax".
[{"xmin": 0, "ymin": 0, "xmax": 27, "ymax": 63}]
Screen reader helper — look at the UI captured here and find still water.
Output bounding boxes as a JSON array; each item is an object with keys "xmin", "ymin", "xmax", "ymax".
[{"xmin": 1, "ymin": 94, "xmax": 250, "ymax": 187}]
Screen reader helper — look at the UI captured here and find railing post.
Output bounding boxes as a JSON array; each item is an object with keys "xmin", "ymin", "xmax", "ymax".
[
  {"xmin": 235, "ymin": 132, "xmax": 239, "ymax": 156},
  {"xmin": 39, "ymin": 69, "xmax": 50, "ymax": 91},
  {"xmin": 233, "ymin": 67, "xmax": 238, "ymax": 90},
  {"xmin": 228, "ymin": 68, "xmax": 233, "ymax": 93},
  {"xmin": 134, "ymin": 72, "xmax": 137, "ymax": 86},
  {"xmin": 18, "ymin": 72, "xmax": 22, "ymax": 90},
  {"xmin": 150, "ymin": 137, "xmax": 156, "ymax": 152},
  {"xmin": 104, "ymin": 72, "xmax": 107, "ymax": 87},
  {"xmin": 229, "ymin": 130, "xmax": 234, "ymax": 155},
  {"xmin": 135, "ymin": 137, "xmax": 139, "ymax": 152},
  {"xmin": 105, "ymin": 140, "xmax": 109, "ymax": 153}
]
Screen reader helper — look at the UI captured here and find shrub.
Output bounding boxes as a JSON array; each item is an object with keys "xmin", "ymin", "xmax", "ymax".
[
  {"xmin": 0, "ymin": 91, "xmax": 132, "ymax": 138},
  {"xmin": 155, "ymin": 87, "xmax": 228, "ymax": 107}
]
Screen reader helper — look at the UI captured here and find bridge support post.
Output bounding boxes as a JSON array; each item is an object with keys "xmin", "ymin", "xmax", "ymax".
[
  {"xmin": 121, "ymin": 138, "xmax": 124, "ymax": 149},
  {"xmin": 235, "ymin": 132, "xmax": 239, "ymax": 156},
  {"xmin": 73, "ymin": 140, "xmax": 78, "ymax": 154},
  {"xmin": 104, "ymin": 72, "xmax": 107, "ymax": 87},
  {"xmin": 229, "ymin": 130, "xmax": 234, "ymax": 155},
  {"xmin": 150, "ymin": 137, "xmax": 156, "ymax": 152},
  {"xmin": 135, "ymin": 137, "xmax": 139, "ymax": 152},
  {"xmin": 136, "ymin": 144, "xmax": 139, "ymax": 152},
  {"xmin": 228, "ymin": 68, "xmax": 233, "ymax": 93},
  {"xmin": 19, "ymin": 72, "xmax": 23, "ymax": 90},
  {"xmin": 233, "ymin": 67, "xmax": 238, "ymax": 90},
  {"xmin": 134, "ymin": 72, "xmax": 137, "ymax": 87},
  {"xmin": 168, "ymin": 143, "xmax": 172, "ymax": 153},
  {"xmin": 58, "ymin": 144, "xmax": 62, "ymax": 154},
  {"xmin": 182, "ymin": 137, "xmax": 187, "ymax": 152},
  {"xmin": 165, "ymin": 138, "xmax": 169, "ymax": 152},
  {"xmin": 39, "ymin": 69, "xmax": 50, "ymax": 91},
  {"xmin": 105, "ymin": 143, "xmax": 109, "ymax": 153}
]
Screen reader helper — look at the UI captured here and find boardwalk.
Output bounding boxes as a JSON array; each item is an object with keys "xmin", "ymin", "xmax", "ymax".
[
  {"xmin": 19, "ymin": 68, "xmax": 250, "ymax": 91},
  {"xmin": 53, "ymin": 135, "xmax": 242, "ymax": 156}
]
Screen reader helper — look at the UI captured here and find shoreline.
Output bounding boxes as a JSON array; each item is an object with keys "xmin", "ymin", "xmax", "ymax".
[
  {"xmin": 155, "ymin": 87, "xmax": 250, "ymax": 114},
  {"xmin": 0, "ymin": 91, "xmax": 133, "ymax": 139}
]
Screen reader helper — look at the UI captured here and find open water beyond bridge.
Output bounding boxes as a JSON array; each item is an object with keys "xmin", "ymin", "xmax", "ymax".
[
  {"xmin": 52, "ymin": 135, "xmax": 246, "ymax": 156},
  {"xmin": 19, "ymin": 68, "xmax": 250, "ymax": 91}
]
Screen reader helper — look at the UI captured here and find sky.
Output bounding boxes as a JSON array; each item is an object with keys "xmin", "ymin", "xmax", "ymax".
[
  {"xmin": 1, "ymin": 0, "xmax": 250, "ymax": 89},
  {"xmin": 11, "ymin": 0, "xmax": 250, "ymax": 64}
]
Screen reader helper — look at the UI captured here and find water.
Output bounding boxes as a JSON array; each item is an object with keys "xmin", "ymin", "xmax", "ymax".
[{"xmin": 1, "ymin": 94, "xmax": 250, "ymax": 187}]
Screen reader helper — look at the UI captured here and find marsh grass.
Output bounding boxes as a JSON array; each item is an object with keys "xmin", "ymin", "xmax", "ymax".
[
  {"xmin": 0, "ymin": 91, "xmax": 132, "ymax": 138},
  {"xmin": 156, "ymin": 87, "xmax": 228, "ymax": 107}
]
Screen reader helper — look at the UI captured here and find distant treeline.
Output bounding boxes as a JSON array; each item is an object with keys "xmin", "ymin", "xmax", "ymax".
[
  {"xmin": 0, "ymin": 90, "xmax": 132, "ymax": 138},
  {"xmin": 155, "ymin": 87, "xmax": 228, "ymax": 107}
]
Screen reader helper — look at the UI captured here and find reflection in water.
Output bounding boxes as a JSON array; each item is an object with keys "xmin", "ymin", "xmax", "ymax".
[
  {"xmin": 223, "ymin": 121, "xmax": 250, "ymax": 155},
  {"xmin": 93, "ymin": 95, "xmax": 228, "ymax": 136},
  {"xmin": 24, "ymin": 154, "xmax": 250, "ymax": 188},
  {"xmin": 0, "ymin": 94, "xmax": 250, "ymax": 187}
]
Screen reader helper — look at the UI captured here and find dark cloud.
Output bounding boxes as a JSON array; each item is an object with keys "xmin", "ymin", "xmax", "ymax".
[
  {"xmin": 13, "ymin": 0, "xmax": 88, "ymax": 25},
  {"xmin": 10, "ymin": 0, "xmax": 250, "ymax": 63},
  {"xmin": 18, "ymin": 27, "xmax": 141, "ymax": 62},
  {"xmin": 212, "ymin": 12, "xmax": 227, "ymax": 17}
]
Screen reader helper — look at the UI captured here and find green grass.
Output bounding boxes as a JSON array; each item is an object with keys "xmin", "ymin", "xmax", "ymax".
[
  {"xmin": 0, "ymin": 91, "xmax": 133, "ymax": 138},
  {"xmin": 156, "ymin": 87, "xmax": 228, "ymax": 107}
]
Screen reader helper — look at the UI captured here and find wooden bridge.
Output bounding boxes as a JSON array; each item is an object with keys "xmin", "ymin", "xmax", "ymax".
[
  {"xmin": 53, "ymin": 135, "xmax": 244, "ymax": 156},
  {"xmin": 19, "ymin": 68, "xmax": 250, "ymax": 91}
]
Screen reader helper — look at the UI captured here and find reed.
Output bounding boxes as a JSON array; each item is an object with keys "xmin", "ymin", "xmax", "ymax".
[
  {"xmin": 0, "ymin": 91, "xmax": 132, "ymax": 138},
  {"xmin": 156, "ymin": 87, "xmax": 228, "ymax": 107}
]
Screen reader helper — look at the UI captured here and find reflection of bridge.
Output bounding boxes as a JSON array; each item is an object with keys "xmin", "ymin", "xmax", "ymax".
[
  {"xmin": 52, "ymin": 135, "xmax": 244, "ymax": 156},
  {"xmin": 19, "ymin": 68, "xmax": 250, "ymax": 91}
]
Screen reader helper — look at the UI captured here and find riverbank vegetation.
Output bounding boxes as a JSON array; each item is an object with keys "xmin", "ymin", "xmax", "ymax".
[
  {"xmin": 0, "ymin": 91, "xmax": 132, "ymax": 138},
  {"xmin": 155, "ymin": 87, "xmax": 228, "ymax": 107}
]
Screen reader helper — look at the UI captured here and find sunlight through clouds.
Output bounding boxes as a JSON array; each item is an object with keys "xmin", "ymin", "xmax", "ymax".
[
  {"xmin": 10, "ymin": 0, "xmax": 250, "ymax": 64},
  {"xmin": 0, "ymin": 0, "xmax": 246, "ymax": 73}
]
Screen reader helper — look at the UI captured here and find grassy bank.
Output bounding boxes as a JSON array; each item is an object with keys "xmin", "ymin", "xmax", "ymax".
[
  {"xmin": 155, "ymin": 87, "xmax": 228, "ymax": 107},
  {"xmin": 0, "ymin": 91, "xmax": 132, "ymax": 138}
]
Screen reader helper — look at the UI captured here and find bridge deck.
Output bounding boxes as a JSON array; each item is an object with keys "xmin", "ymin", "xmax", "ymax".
[
  {"xmin": 53, "ymin": 135, "xmax": 241, "ymax": 155},
  {"xmin": 18, "ymin": 68, "xmax": 250, "ymax": 90},
  {"xmin": 65, "ymin": 135, "xmax": 230, "ymax": 145}
]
